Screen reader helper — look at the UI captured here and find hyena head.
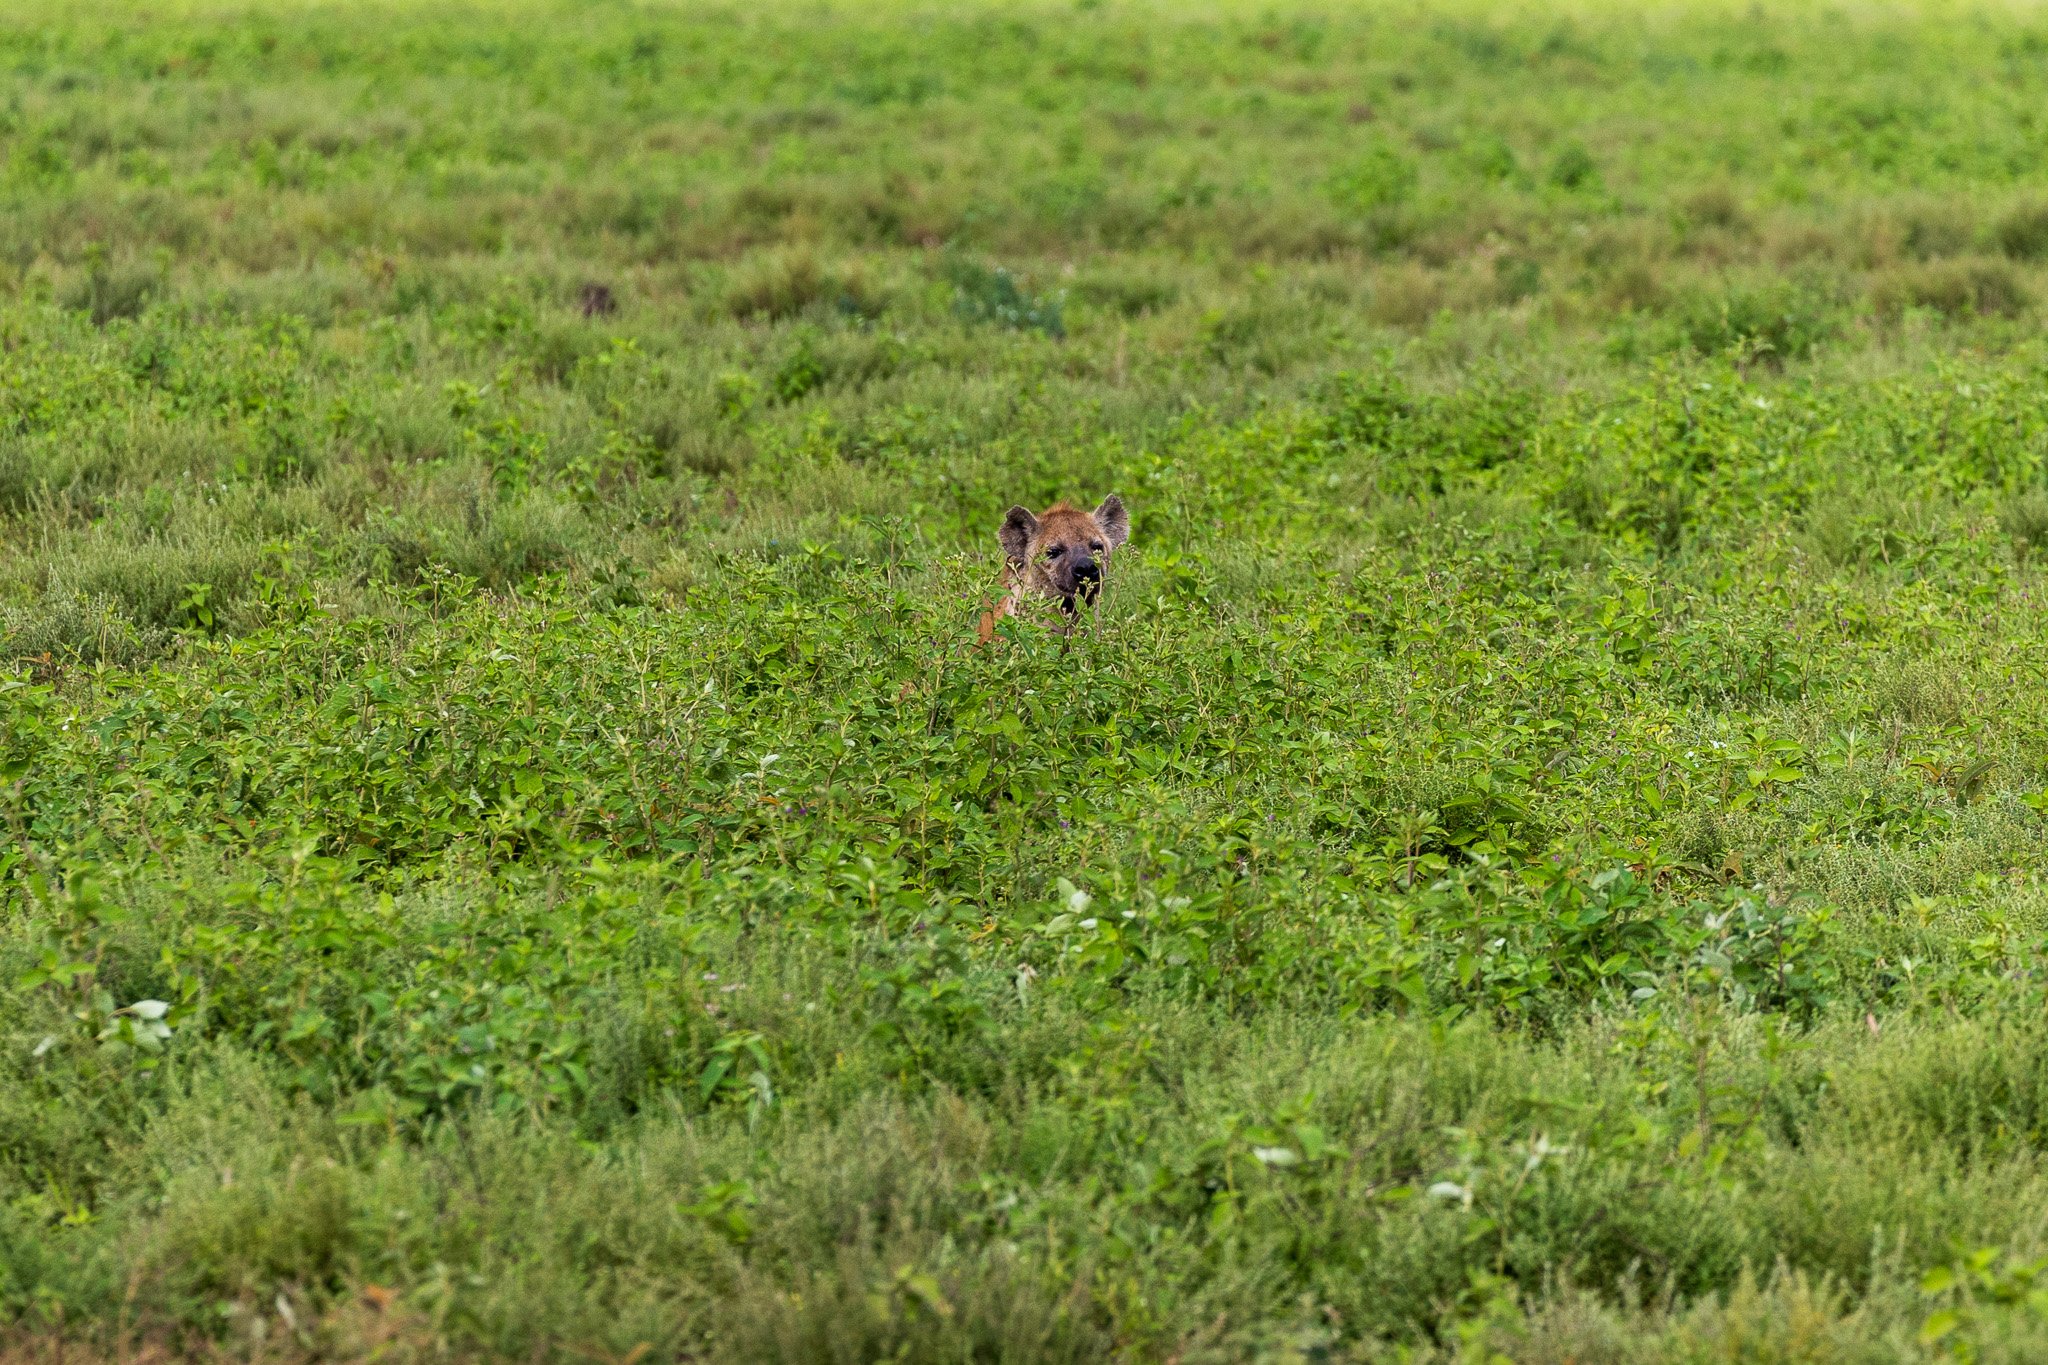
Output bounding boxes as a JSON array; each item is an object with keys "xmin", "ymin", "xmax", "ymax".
[{"xmin": 999, "ymin": 494, "xmax": 1130, "ymax": 613}]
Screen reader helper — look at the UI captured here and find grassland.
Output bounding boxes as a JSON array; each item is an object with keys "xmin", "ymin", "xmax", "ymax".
[{"xmin": 10, "ymin": 0, "xmax": 2048, "ymax": 1359}]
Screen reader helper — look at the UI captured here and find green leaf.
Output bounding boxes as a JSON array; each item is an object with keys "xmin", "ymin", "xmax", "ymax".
[
  {"xmin": 698, "ymin": 1054, "xmax": 733, "ymax": 1101},
  {"xmin": 1918, "ymin": 1308, "xmax": 1960, "ymax": 1345}
]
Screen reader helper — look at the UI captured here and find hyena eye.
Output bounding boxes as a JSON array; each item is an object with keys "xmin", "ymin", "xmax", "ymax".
[
  {"xmin": 1044, "ymin": 545, "xmax": 1065, "ymax": 558},
  {"xmin": 1091, "ymin": 541, "xmax": 1104, "ymax": 552}
]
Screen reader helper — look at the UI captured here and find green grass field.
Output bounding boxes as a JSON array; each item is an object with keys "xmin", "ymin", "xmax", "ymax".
[{"xmin": 12, "ymin": 0, "xmax": 2048, "ymax": 1358}]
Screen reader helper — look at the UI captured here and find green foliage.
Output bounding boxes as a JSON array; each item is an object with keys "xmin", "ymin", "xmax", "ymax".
[
  {"xmin": 2001, "ymin": 487, "xmax": 2048, "ymax": 558},
  {"xmin": 1666, "ymin": 278, "xmax": 1839, "ymax": 361},
  {"xmin": 944, "ymin": 259, "xmax": 1065, "ymax": 338},
  {"xmin": 1994, "ymin": 202, "xmax": 2048, "ymax": 262},
  {"xmin": 11, "ymin": 0, "xmax": 2048, "ymax": 1359},
  {"xmin": 56, "ymin": 246, "xmax": 162, "ymax": 327},
  {"xmin": 1874, "ymin": 257, "xmax": 2032, "ymax": 320},
  {"xmin": 725, "ymin": 249, "xmax": 882, "ymax": 322},
  {"xmin": 1547, "ymin": 140, "xmax": 1601, "ymax": 191},
  {"xmin": 1919, "ymin": 1247, "xmax": 2048, "ymax": 1360},
  {"xmin": 1326, "ymin": 138, "xmax": 1419, "ymax": 215}
]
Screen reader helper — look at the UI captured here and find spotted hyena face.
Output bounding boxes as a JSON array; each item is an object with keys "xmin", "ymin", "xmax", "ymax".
[{"xmin": 998, "ymin": 494, "xmax": 1130, "ymax": 613}]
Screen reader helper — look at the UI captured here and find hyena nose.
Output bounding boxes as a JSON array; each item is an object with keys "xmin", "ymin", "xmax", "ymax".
[{"xmin": 1073, "ymin": 557, "xmax": 1100, "ymax": 583}]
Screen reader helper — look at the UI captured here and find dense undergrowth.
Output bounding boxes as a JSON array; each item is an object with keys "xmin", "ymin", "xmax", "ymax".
[{"xmin": 10, "ymin": 1, "xmax": 2048, "ymax": 1360}]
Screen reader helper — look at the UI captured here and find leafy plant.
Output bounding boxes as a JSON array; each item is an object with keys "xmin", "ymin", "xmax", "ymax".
[
  {"xmin": 1920, "ymin": 1247, "xmax": 2048, "ymax": 1360},
  {"xmin": 943, "ymin": 259, "xmax": 1065, "ymax": 337}
]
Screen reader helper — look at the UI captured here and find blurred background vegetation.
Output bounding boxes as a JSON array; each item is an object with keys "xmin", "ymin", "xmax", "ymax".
[{"xmin": 6, "ymin": 0, "xmax": 2048, "ymax": 653}]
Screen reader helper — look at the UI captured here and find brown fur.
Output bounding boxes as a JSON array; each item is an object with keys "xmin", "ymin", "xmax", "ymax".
[{"xmin": 978, "ymin": 494, "xmax": 1130, "ymax": 642}]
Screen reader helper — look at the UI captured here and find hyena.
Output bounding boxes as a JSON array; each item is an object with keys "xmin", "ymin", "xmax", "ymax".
[{"xmin": 979, "ymin": 494, "xmax": 1130, "ymax": 642}]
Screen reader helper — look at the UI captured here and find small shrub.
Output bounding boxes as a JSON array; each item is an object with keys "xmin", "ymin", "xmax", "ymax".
[
  {"xmin": 670, "ymin": 427, "xmax": 749, "ymax": 477},
  {"xmin": 58, "ymin": 247, "xmax": 162, "ymax": 325},
  {"xmin": 525, "ymin": 317, "xmax": 600, "ymax": 385},
  {"xmin": 1554, "ymin": 458, "xmax": 1692, "ymax": 551},
  {"xmin": 1493, "ymin": 252, "xmax": 1542, "ymax": 303},
  {"xmin": 51, "ymin": 539, "xmax": 265, "ymax": 633},
  {"xmin": 1667, "ymin": 803, "xmax": 1732, "ymax": 870},
  {"xmin": 1198, "ymin": 296, "xmax": 1325, "ymax": 374},
  {"xmin": 762, "ymin": 328, "xmax": 908, "ymax": 405},
  {"xmin": 1993, "ymin": 202, "xmax": 2048, "ymax": 261},
  {"xmin": 0, "ymin": 438, "xmax": 37, "ymax": 513},
  {"xmin": 1321, "ymin": 369, "xmax": 1539, "ymax": 495},
  {"xmin": 1870, "ymin": 257, "xmax": 2030, "ymax": 319},
  {"xmin": 822, "ymin": 328, "xmax": 909, "ymax": 391},
  {"xmin": 713, "ymin": 370, "xmax": 760, "ymax": 421},
  {"xmin": 1326, "ymin": 138, "xmax": 1418, "ymax": 215},
  {"xmin": 1070, "ymin": 268, "xmax": 1179, "ymax": 317},
  {"xmin": 1325, "ymin": 138, "xmax": 1418, "ymax": 250},
  {"xmin": 944, "ymin": 259, "xmax": 1064, "ymax": 337},
  {"xmin": 725, "ymin": 249, "xmax": 882, "ymax": 321},
  {"xmin": 1, "ymin": 591, "xmax": 166, "ymax": 668},
  {"xmin": 1599, "ymin": 261, "xmax": 1666, "ymax": 313},
  {"xmin": 1802, "ymin": 485, "xmax": 1947, "ymax": 567},
  {"xmin": 359, "ymin": 513, "xmax": 440, "ymax": 584},
  {"xmin": 448, "ymin": 495, "xmax": 589, "ymax": 587},
  {"xmin": 1678, "ymin": 183, "xmax": 1748, "ymax": 231},
  {"xmin": 1894, "ymin": 199, "xmax": 1975, "ymax": 260},
  {"xmin": 1548, "ymin": 140, "xmax": 1600, "ymax": 191},
  {"xmin": 771, "ymin": 334, "xmax": 827, "ymax": 404},
  {"xmin": 1669, "ymin": 278, "xmax": 1837, "ymax": 361},
  {"xmin": 1874, "ymin": 657, "xmax": 1970, "ymax": 730},
  {"xmin": 1461, "ymin": 131, "xmax": 1521, "ymax": 183},
  {"xmin": 1999, "ymin": 487, "xmax": 2048, "ymax": 559},
  {"xmin": 1366, "ymin": 263, "xmax": 1447, "ymax": 327}
]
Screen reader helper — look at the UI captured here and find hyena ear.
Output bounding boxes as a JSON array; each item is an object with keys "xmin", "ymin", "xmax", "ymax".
[
  {"xmin": 1093, "ymin": 494, "xmax": 1130, "ymax": 550},
  {"xmin": 999, "ymin": 506, "xmax": 1039, "ymax": 566}
]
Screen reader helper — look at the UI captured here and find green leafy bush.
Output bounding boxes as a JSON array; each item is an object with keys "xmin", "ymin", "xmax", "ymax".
[{"xmin": 944, "ymin": 259, "xmax": 1065, "ymax": 337}]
